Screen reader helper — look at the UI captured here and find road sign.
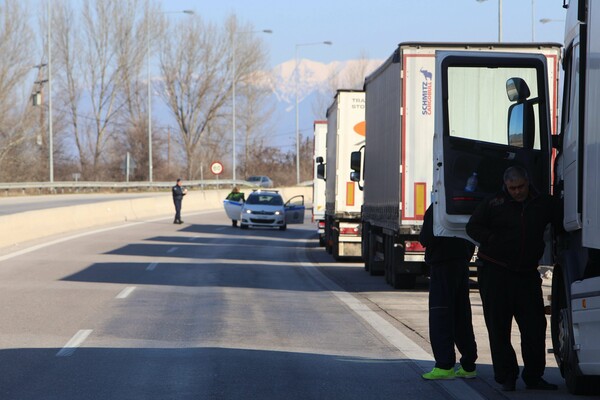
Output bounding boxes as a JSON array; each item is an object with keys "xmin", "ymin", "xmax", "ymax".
[{"xmin": 210, "ymin": 161, "xmax": 224, "ymax": 176}]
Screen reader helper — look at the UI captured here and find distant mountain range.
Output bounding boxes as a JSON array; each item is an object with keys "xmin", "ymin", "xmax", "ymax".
[{"xmin": 261, "ymin": 58, "xmax": 383, "ymax": 148}]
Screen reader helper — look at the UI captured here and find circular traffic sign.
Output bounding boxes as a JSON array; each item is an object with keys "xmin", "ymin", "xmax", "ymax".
[{"xmin": 210, "ymin": 161, "xmax": 224, "ymax": 175}]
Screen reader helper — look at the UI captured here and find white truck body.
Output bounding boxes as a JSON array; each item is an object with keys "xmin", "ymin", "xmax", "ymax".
[
  {"xmin": 312, "ymin": 121, "xmax": 327, "ymax": 245},
  {"xmin": 548, "ymin": 0, "xmax": 600, "ymax": 393},
  {"xmin": 360, "ymin": 42, "xmax": 561, "ymax": 289},
  {"xmin": 323, "ymin": 90, "xmax": 365, "ymax": 259}
]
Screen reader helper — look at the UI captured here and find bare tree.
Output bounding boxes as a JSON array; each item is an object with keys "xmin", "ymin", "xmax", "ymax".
[
  {"xmin": 53, "ymin": 0, "xmax": 145, "ymax": 180},
  {"xmin": 0, "ymin": 0, "xmax": 36, "ymax": 181},
  {"xmin": 158, "ymin": 14, "xmax": 270, "ymax": 180}
]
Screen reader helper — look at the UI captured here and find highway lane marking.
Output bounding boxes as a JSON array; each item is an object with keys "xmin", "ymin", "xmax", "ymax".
[
  {"xmin": 146, "ymin": 262, "xmax": 158, "ymax": 271},
  {"xmin": 116, "ymin": 286, "xmax": 136, "ymax": 299},
  {"xmin": 167, "ymin": 247, "xmax": 178, "ymax": 253},
  {"xmin": 298, "ymin": 242, "xmax": 485, "ymax": 400},
  {"xmin": 188, "ymin": 236, "xmax": 200, "ymax": 241},
  {"xmin": 56, "ymin": 329, "xmax": 93, "ymax": 357}
]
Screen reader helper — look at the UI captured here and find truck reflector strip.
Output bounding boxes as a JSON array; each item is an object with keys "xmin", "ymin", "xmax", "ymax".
[
  {"xmin": 415, "ymin": 182, "xmax": 426, "ymax": 218},
  {"xmin": 346, "ymin": 182, "xmax": 355, "ymax": 206},
  {"xmin": 405, "ymin": 241, "xmax": 426, "ymax": 252},
  {"xmin": 339, "ymin": 226, "xmax": 360, "ymax": 235}
]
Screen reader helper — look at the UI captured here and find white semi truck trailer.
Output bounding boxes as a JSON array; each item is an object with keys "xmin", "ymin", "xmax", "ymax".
[
  {"xmin": 313, "ymin": 120, "xmax": 327, "ymax": 246},
  {"xmin": 352, "ymin": 42, "xmax": 560, "ymax": 289},
  {"xmin": 318, "ymin": 90, "xmax": 365, "ymax": 260}
]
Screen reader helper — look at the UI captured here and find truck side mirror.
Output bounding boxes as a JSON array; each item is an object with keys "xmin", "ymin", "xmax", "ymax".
[
  {"xmin": 317, "ymin": 163, "xmax": 326, "ymax": 180},
  {"xmin": 350, "ymin": 151, "xmax": 362, "ymax": 174},
  {"xmin": 316, "ymin": 156, "xmax": 324, "ymax": 164},
  {"xmin": 350, "ymin": 171, "xmax": 360, "ymax": 182}
]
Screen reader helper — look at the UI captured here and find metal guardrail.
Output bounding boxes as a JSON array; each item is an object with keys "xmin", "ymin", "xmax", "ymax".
[{"xmin": 0, "ymin": 179, "xmax": 313, "ymax": 193}]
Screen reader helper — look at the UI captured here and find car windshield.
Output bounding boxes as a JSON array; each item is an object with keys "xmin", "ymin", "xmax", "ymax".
[
  {"xmin": 247, "ymin": 176, "xmax": 261, "ymax": 182},
  {"xmin": 246, "ymin": 194, "xmax": 283, "ymax": 206}
]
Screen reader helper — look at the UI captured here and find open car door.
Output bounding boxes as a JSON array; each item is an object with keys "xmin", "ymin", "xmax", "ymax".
[
  {"xmin": 432, "ymin": 51, "xmax": 553, "ymax": 241},
  {"xmin": 285, "ymin": 195, "xmax": 305, "ymax": 224}
]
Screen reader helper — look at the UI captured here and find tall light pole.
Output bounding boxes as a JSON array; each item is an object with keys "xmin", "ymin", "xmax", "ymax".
[
  {"xmin": 295, "ymin": 41, "xmax": 332, "ymax": 185},
  {"xmin": 476, "ymin": 0, "xmax": 503, "ymax": 42},
  {"xmin": 48, "ymin": 0, "xmax": 53, "ymax": 183},
  {"xmin": 232, "ymin": 29, "xmax": 272, "ymax": 183},
  {"xmin": 147, "ymin": 6, "xmax": 194, "ymax": 182}
]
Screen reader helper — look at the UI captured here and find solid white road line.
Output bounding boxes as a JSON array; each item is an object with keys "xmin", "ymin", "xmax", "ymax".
[
  {"xmin": 146, "ymin": 262, "xmax": 158, "ymax": 271},
  {"xmin": 298, "ymin": 242, "xmax": 485, "ymax": 400},
  {"xmin": 56, "ymin": 329, "xmax": 93, "ymax": 357},
  {"xmin": 0, "ymin": 210, "xmax": 219, "ymax": 263},
  {"xmin": 167, "ymin": 247, "xmax": 178, "ymax": 253},
  {"xmin": 116, "ymin": 286, "xmax": 136, "ymax": 299}
]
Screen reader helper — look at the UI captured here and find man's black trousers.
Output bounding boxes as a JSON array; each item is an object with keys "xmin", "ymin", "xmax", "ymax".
[
  {"xmin": 477, "ymin": 262, "xmax": 546, "ymax": 384},
  {"xmin": 173, "ymin": 199, "xmax": 182, "ymax": 222},
  {"xmin": 428, "ymin": 260, "xmax": 477, "ymax": 370}
]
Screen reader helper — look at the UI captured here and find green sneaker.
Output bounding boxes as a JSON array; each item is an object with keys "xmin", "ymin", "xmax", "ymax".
[
  {"xmin": 422, "ymin": 367, "xmax": 456, "ymax": 380},
  {"xmin": 455, "ymin": 366, "xmax": 477, "ymax": 379}
]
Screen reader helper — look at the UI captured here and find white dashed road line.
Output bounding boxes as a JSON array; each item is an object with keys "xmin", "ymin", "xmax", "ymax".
[
  {"xmin": 56, "ymin": 329, "xmax": 93, "ymax": 357},
  {"xmin": 116, "ymin": 286, "xmax": 136, "ymax": 299},
  {"xmin": 167, "ymin": 247, "xmax": 178, "ymax": 253},
  {"xmin": 146, "ymin": 262, "xmax": 158, "ymax": 271}
]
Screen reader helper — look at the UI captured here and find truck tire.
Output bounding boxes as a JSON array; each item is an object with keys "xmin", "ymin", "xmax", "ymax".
[
  {"xmin": 387, "ymin": 236, "xmax": 417, "ymax": 289},
  {"xmin": 551, "ymin": 263, "xmax": 599, "ymax": 395},
  {"xmin": 362, "ymin": 223, "xmax": 371, "ymax": 272},
  {"xmin": 332, "ymin": 229, "xmax": 341, "ymax": 261}
]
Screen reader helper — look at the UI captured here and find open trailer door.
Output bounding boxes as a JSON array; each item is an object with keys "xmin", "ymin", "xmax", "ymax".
[{"xmin": 432, "ymin": 51, "xmax": 553, "ymax": 241}]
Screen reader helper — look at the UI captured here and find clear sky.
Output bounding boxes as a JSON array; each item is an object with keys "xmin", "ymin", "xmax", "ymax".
[{"xmin": 164, "ymin": 0, "xmax": 567, "ymax": 68}]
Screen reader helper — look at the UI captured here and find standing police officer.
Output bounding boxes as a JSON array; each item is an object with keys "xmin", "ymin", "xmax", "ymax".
[{"xmin": 172, "ymin": 178, "xmax": 187, "ymax": 224}]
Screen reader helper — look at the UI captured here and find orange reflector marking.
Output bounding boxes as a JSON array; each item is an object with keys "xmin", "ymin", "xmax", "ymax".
[
  {"xmin": 415, "ymin": 182, "xmax": 426, "ymax": 218},
  {"xmin": 354, "ymin": 121, "xmax": 366, "ymax": 136},
  {"xmin": 583, "ymin": 299, "xmax": 587, "ymax": 309},
  {"xmin": 347, "ymin": 182, "xmax": 355, "ymax": 206}
]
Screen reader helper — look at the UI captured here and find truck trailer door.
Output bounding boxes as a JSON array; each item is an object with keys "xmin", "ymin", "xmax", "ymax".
[{"xmin": 432, "ymin": 51, "xmax": 553, "ymax": 241}]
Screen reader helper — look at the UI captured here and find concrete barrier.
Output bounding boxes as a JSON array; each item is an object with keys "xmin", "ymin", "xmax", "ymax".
[{"xmin": 0, "ymin": 186, "xmax": 312, "ymax": 250}]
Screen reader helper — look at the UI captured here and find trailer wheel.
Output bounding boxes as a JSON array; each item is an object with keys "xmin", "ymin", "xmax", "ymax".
[
  {"xmin": 332, "ymin": 230, "xmax": 341, "ymax": 261},
  {"xmin": 362, "ymin": 223, "xmax": 370, "ymax": 272}
]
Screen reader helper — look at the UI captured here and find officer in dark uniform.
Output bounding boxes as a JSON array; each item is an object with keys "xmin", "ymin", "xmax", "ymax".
[
  {"xmin": 420, "ymin": 204, "xmax": 477, "ymax": 380},
  {"xmin": 172, "ymin": 178, "xmax": 187, "ymax": 224},
  {"xmin": 466, "ymin": 166, "xmax": 557, "ymax": 391}
]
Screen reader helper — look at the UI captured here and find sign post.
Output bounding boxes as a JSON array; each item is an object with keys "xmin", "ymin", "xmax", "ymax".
[{"xmin": 210, "ymin": 161, "xmax": 224, "ymax": 189}]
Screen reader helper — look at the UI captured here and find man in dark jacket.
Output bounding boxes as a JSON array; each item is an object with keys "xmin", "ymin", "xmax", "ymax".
[
  {"xmin": 466, "ymin": 166, "xmax": 557, "ymax": 391},
  {"xmin": 419, "ymin": 204, "xmax": 477, "ymax": 380},
  {"xmin": 172, "ymin": 178, "xmax": 187, "ymax": 224}
]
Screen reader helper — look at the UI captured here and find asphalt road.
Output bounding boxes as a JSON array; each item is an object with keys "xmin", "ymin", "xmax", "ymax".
[{"xmin": 0, "ymin": 210, "xmax": 595, "ymax": 399}]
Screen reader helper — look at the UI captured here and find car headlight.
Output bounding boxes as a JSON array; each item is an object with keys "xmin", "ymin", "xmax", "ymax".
[
  {"xmin": 274, "ymin": 211, "xmax": 281, "ymax": 215},
  {"xmin": 245, "ymin": 209, "xmax": 252, "ymax": 214}
]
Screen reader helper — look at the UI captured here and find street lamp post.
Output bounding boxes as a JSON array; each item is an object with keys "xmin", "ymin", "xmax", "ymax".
[
  {"xmin": 232, "ymin": 29, "xmax": 272, "ymax": 183},
  {"xmin": 476, "ymin": 0, "xmax": 503, "ymax": 42},
  {"xmin": 147, "ymin": 7, "xmax": 194, "ymax": 183},
  {"xmin": 48, "ymin": 0, "xmax": 53, "ymax": 183},
  {"xmin": 294, "ymin": 41, "xmax": 332, "ymax": 185}
]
